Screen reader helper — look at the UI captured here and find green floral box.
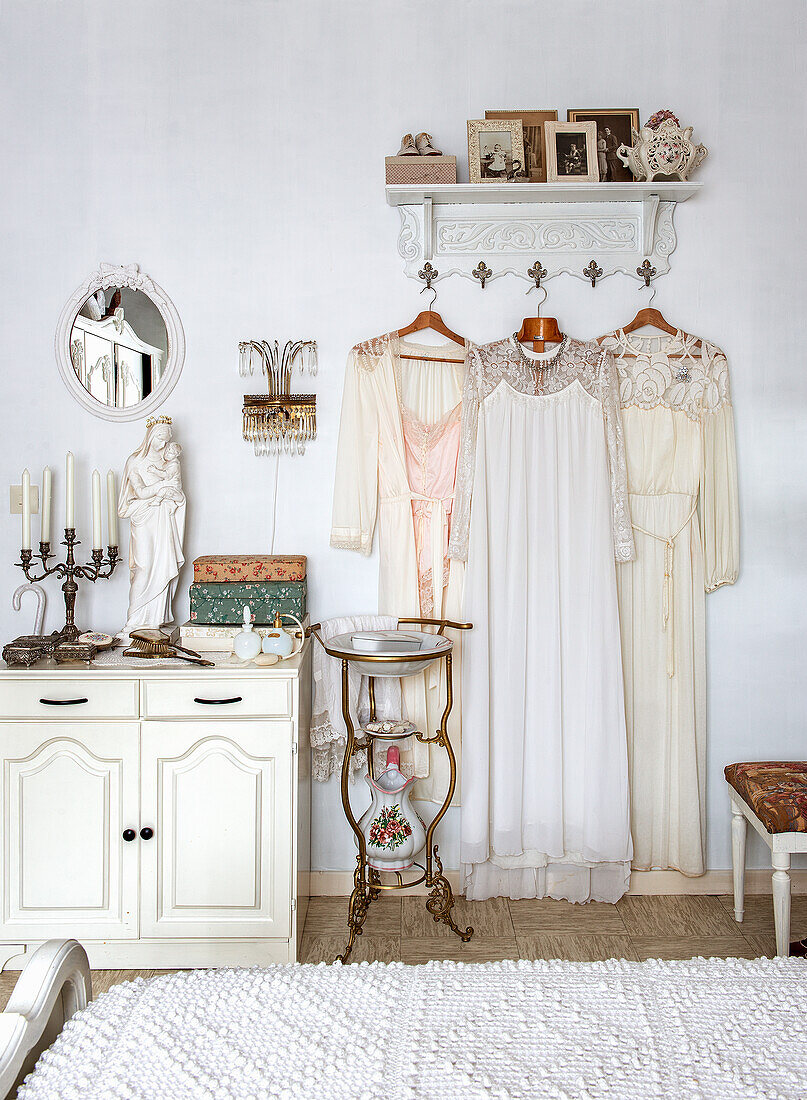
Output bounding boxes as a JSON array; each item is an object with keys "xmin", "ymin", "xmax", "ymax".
[{"xmin": 188, "ymin": 580, "xmax": 307, "ymax": 625}]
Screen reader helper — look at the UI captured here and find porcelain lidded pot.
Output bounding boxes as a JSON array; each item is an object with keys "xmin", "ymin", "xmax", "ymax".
[
  {"xmin": 233, "ymin": 604, "xmax": 261, "ymax": 661},
  {"xmin": 357, "ymin": 746, "xmax": 426, "ymax": 872}
]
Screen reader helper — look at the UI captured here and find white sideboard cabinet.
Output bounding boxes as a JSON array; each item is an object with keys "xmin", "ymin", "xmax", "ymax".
[{"xmin": 0, "ymin": 645, "xmax": 311, "ymax": 969}]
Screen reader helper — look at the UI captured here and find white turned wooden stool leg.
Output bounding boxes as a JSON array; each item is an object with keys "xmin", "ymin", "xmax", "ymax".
[
  {"xmin": 731, "ymin": 800, "xmax": 747, "ymax": 922},
  {"xmin": 772, "ymin": 851, "xmax": 791, "ymax": 957}
]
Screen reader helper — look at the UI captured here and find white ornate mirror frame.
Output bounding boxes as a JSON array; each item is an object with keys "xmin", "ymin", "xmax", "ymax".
[{"xmin": 55, "ymin": 263, "xmax": 185, "ymax": 422}]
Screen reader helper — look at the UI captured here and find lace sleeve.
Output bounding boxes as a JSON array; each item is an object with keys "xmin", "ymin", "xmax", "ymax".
[
  {"xmin": 599, "ymin": 348, "xmax": 635, "ymax": 562},
  {"xmin": 448, "ymin": 347, "xmax": 481, "ymax": 562}
]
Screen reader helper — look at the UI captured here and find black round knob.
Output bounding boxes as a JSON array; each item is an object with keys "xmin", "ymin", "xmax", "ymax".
[
  {"xmin": 122, "ymin": 829, "xmax": 136, "ymax": 842},
  {"xmin": 140, "ymin": 827, "xmax": 154, "ymax": 841}
]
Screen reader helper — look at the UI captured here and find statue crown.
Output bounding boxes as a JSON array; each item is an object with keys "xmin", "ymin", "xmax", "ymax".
[{"xmin": 146, "ymin": 415, "xmax": 172, "ymax": 428}]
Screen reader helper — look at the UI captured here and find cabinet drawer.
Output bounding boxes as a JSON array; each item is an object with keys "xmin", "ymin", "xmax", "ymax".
[
  {"xmin": 0, "ymin": 678, "xmax": 138, "ymax": 719},
  {"xmin": 143, "ymin": 678, "xmax": 292, "ymax": 719}
]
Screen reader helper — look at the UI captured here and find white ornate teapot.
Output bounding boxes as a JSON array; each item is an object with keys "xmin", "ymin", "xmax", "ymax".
[
  {"xmin": 357, "ymin": 746, "xmax": 426, "ymax": 872},
  {"xmin": 617, "ymin": 118, "xmax": 708, "ymax": 182}
]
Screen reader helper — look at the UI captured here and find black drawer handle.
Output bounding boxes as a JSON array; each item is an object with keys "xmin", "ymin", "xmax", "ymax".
[
  {"xmin": 193, "ymin": 696, "xmax": 243, "ymax": 706},
  {"xmin": 39, "ymin": 697, "xmax": 89, "ymax": 706},
  {"xmin": 122, "ymin": 829, "xmax": 136, "ymax": 842},
  {"xmin": 140, "ymin": 827, "xmax": 154, "ymax": 841}
]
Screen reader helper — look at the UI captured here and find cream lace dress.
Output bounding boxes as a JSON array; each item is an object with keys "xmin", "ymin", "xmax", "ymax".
[
  {"xmin": 449, "ymin": 336, "xmax": 634, "ymax": 902},
  {"xmin": 331, "ymin": 334, "xmax": 467, "ymax": 802},
  {"xmin": 599, "ymin": 329, "xmax": 739, "ymax": 875}
]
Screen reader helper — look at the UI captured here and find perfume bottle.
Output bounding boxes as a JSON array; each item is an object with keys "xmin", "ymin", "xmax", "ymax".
[
  {"xmin": 261, "ymin": 610, "xmax": 295, "ymax": 658},
  {"xmin": 233, "ymin": 605, "xmax": 261, "ymax": 661}
]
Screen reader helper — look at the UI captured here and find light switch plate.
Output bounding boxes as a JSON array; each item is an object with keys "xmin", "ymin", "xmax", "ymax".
[{"xmin": 10, "ymin": 485, "xmax": 39, "ymax": 514}]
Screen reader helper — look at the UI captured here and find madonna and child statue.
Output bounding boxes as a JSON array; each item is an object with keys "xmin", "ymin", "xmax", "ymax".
[{"xmin": 118, "ymin": 415, "xmax": 185, "ymax": 641}]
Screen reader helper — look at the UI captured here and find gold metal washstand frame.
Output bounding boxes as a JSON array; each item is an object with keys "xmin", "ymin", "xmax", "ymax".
[{"xmin": 309, "ymin": 617, "xmax": 474, "ymax": 962}]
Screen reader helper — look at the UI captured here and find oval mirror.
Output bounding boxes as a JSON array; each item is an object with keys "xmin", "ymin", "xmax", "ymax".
[{"xmin": 55, "ymin": 264, "xmax": 185, "ymax": 422}]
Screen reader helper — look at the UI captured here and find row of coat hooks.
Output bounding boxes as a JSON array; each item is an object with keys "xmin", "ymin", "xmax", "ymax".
[
  {"xmin": 418, "ymin": 257, "xmax": 658, "ymax": 291},
  {"xmin": 406, "ymin": 256, "xmax": 694, "ymax": 359}
]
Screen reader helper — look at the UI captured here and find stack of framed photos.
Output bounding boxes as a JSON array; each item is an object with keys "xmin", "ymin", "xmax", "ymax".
[{"xmin": 466, "ymin": 108, "xmax": 640, "ymax": 184}]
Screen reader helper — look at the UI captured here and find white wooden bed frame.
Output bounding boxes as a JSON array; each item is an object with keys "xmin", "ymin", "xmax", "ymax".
[{"xmin": 0, "ymin": 939, "xmax": 90, "ymax": 1100}]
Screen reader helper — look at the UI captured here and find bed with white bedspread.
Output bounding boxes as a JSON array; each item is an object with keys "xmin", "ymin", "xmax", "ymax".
[{"xmin": 3, "ymin": 942, "xmax": 806, "ymax": 1099}]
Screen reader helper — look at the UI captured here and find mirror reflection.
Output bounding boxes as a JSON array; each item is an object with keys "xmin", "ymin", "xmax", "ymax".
[{"xmin": 70, "ymin": 287, "xmax": 169, "ymax": 410}]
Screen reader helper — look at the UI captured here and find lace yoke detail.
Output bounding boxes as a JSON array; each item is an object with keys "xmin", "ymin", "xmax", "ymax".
[
  {"xmin": 600, "ymin": 331, "xmax": 731, "ymax": 421},
  {"xmin": 449, "ymin": 337, "xmax": 635, "ymax": 564},
  {"xmin": 352, "ymin": 332, "xmax": 393, "ymax": 370},
  {"xmin": 469, "ymin": 336, "xmax": 608, "ymax": 402}
]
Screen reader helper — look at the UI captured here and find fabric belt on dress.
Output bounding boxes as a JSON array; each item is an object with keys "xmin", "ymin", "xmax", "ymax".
[{"xmin": 631, "ymin": 499, "xmax": 698, "ymax": 679}]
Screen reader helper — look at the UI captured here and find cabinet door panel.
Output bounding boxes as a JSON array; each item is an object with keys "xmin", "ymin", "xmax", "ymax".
[
  {"xmin": 0, "ymin": 724, "xmax": 139, "ymax": 940},
  {"xmin": 140, "ymin": 722, "xmax": 292, "ymax": 939}
]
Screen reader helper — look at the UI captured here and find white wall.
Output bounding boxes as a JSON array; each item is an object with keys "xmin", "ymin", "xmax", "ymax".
[{"xmin": 1, "ymin": 0, "xmax": 805, "ymax": 875}]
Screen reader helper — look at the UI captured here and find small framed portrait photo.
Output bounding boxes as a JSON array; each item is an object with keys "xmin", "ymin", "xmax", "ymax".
[
  {"xmin": 544, "ymin": 121, "xmax": 599, "ymax": 183},
  {"xmin": 468, "ymin": 119, "xmax": 525, "ymax": 184},
  {"xmin": 485, "ymin": 110, "xmax": 557, "ymax": 182},
  {"xmin": 567, "ymin": 109, "xmax": 640, "ymax": 182}
]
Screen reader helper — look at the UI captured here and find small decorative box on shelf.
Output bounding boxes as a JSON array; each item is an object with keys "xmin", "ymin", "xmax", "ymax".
[
  {"xmin": 181, "ymin": 616, "xmax": 309, "ymax": 654},
  {"xmin": 189, "ymin": 580, "xmax": 307, "ymax": 625},
  {"xmin": 193, "ymin": 555, "xmax": 306, "ymax": 583},
  {"xmin": 385, "ymin": 155, "xmax": 457, "ymax": 186},
  {"xmin": 385, "ymin": 180, "xmax": 703, "ymax": 286}
]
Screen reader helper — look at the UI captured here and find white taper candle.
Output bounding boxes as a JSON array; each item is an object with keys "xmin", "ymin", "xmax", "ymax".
[
  {"xmin": 91, "ymin": 469, "xmax": 102, "ymax": 549},
  {"xmin": 41, "ymin": 466, "xmax": 52, "ymax": 544},
  {"xmin": 106, "ymin": 470, "xmax": 117, "ymax": 546},
  {"xmin": 65, "ymin": 452, "xmax": 75, "ymax": 528},
  {"xmin": 21, "ymin": 469, "xmax": 31, "ymax": 550}
]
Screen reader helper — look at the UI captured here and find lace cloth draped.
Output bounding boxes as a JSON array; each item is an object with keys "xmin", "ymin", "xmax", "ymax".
[
  {"xmin": 310, "ymin": 615, "xmax": 402, "ymax": 783},
  {"xmin": 449, "ymin": 336, "xmax": 634, "ymax": 563}
]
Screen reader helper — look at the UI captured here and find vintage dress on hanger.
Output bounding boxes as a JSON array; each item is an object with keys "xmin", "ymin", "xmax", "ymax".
[
  {"xmin": 599, "ymin": 329, "xmax": 739, "ymax": 875},
  {"xmin": 449, "ymin": 336, "xmax": 634, "ymax": 902},
  {"xmin": 331, "ymin": 333, "xmax": 467, "ymax": 802}
]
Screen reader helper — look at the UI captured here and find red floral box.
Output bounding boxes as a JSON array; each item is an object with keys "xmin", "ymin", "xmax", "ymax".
[{"xmin": 193, "ymin": 555, "xmax": 306, "ymax": 583}]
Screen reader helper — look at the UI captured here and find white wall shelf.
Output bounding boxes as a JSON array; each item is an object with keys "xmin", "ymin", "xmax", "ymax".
[{"xmin": 386, "ymin": 181, "xmax": 703, "ymax": 286}]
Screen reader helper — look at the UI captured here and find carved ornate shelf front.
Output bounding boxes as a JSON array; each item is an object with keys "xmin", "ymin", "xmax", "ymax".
[{"xmin": 386, "ymin": 182, "xmax": 702, "ymax": 286}]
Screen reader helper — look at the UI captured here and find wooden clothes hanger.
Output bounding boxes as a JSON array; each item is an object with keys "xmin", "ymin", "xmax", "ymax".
[
  {"xmin": 397, "ymin": 284, "xmax": 465, "ymax": 365},
  {"xmin": 516, "ymin": 284, "xmax": 563, "ymax": 353},
  {"xmin": 614, "ymin": 285, "xmax": 702, "ymax": 358}
]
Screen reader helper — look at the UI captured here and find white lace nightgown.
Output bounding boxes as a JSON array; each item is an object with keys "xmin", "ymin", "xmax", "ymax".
[
  {"xmin": 600, "ymin": 329, "xmax": 739, "ymax": 875},
  {"xmin": 449, "ymin": 335, "xmax": 635, "ymax": 903},
  {"xmin": 331, "ymin": 333, "xmax": 467, "ymax": 802}
]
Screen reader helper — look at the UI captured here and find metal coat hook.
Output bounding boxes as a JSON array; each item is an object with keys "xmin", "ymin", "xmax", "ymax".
[
  {"xmin": 583, "ymin": 260, "xmax": 603, "ymax": 288},
  {"xmin": 527, "ymin": 259, "xmax": 547, "ymax": 290},
  {"xmin": 418, "ymin": 262, "xmax": 438, "ymax": 290},
  {"xmin": 637, "ymin": 259, "xmax": 657, "ymax": 288},
  {"xmin": 472, "ymin": 261, "xmax": 492, "ymax": 289}
]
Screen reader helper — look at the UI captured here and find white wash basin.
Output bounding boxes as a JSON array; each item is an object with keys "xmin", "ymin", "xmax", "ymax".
[{"xmin": 325, "ymin": 630, "xmax": 452, "ymax": 677}]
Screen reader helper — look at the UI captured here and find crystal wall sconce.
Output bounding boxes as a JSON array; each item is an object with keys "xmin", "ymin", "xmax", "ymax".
[{"xmin": 239, "ymin": 340, "xmax": 317, "ymax": 456}]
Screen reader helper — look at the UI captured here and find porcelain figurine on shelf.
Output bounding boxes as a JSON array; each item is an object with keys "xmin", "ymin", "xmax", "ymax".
[
  {"xmin": 118, "ymin": 416, "xmax": 186, "ymax": 641},
  {"xmin": 358, "ymin": 746, "xmax": 426, "ymax": 872}
]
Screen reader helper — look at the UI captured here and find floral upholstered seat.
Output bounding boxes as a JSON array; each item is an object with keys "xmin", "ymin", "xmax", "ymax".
[{"xmin": 724, "ymin": 762, "xmax": 807, "ymax": 833}]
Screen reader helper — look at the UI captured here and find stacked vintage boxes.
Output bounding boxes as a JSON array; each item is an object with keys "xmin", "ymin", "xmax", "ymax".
[{"xmin": 180, "ymin": 555, "xmax": 307, "ymax": 653}]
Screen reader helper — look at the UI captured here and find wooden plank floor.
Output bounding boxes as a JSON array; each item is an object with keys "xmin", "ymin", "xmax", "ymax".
[{"xmin": 1, "ymin": 894, "xmax": 802, "ymax": 1009}]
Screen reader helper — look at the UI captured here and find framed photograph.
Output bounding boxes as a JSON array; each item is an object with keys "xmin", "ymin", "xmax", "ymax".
[
  {"xmin": 485, "ymin": 110, "xmax": 557, "ymax": 182},
  {"xmin": 467, "ymin": 119, "xmax": 525, "ymax": 184},
  {"xmin": 544, "ymin": 121, "xmax": 599, "ymax": 183},
  {"xmin": 567, "ymin": 109, "xmax": 640, "ymax": 182}
]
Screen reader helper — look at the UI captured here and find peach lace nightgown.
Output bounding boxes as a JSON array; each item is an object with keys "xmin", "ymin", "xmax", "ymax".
[{"xmin": 401, "ymin": 403, "xmax": 462, "ymax": 618}]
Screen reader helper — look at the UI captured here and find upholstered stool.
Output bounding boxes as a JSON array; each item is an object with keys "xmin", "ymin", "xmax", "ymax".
[{"xmin": 725, "ymin": 762, "xmax": 807, "ymax": 956}]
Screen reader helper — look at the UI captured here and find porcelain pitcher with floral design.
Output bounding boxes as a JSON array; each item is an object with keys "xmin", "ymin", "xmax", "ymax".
[{"xmin": 358, "ymin": 746, "xmax": 426, "ymax": 872}]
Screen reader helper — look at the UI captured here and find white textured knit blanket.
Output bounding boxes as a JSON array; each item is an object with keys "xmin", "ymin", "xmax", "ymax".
[{"xmin": 17, "ymin": 957, "xmax": 806, "ymax": 1099}]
